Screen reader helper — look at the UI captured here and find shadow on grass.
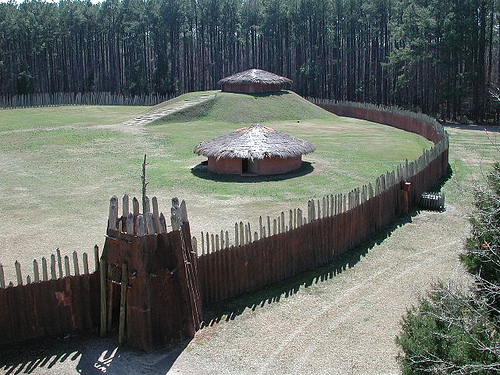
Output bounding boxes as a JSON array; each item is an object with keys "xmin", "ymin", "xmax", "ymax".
[
  {"xmin": 191, "ymin": 161, "xmax": 315, "ymax": 182},
  {"xmin": 430, "ymin": 164, "xmax": 453, "ymax": 192},
  {"xmin": 202, "ymin": 210, "xmax": 418, "ymax": 327}
]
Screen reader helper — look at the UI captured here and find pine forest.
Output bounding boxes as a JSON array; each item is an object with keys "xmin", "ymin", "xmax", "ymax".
[{"xmin": 1, "ymin": 0, "xmax": 499, "ymax": 121}]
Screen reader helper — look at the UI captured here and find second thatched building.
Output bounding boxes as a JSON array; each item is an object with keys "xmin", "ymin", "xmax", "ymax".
[
  {"xmin": 218, "ymin": 69, "xmax": 293, "ymax": 94},
  {"xmin": 194, "ymin": 123, "xmax": 315, "ymax": 175}
]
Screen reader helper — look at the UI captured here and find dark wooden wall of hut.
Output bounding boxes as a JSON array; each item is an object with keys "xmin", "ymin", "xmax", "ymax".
[{"xmin": 221, "ymin": 83, "xmax": 283, "ymax": 93}]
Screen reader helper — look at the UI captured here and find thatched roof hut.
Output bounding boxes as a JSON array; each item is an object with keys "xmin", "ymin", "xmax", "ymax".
[
  {"xmin": 218, "ymin": 69, "xmax": 293, "ymax": 94},
  {"xmin": 194, "ymin": 123, "xmax": 315, "ymax": 175}
]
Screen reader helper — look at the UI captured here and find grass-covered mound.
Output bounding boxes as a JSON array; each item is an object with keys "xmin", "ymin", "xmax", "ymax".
[{"xmin": 148, "ymin": 90, "xmax": 335, "ymax": 124}]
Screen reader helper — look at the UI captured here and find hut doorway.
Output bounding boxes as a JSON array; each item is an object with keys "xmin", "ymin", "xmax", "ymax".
[{"xmin": 242, "ymin": 158, "xmax": 258, "ymax": 174}]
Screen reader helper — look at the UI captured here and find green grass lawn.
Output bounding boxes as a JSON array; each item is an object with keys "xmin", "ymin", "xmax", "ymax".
[{"xmin": 0, "ymin": 92, "xmax": 434, "ymax": 283}]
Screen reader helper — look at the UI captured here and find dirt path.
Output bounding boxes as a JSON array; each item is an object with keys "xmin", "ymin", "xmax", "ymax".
[
  {"xmin": 166, "ymin": 204, "xmax": 469, "ymax": 375},
  {"xmin": 0, "ymin": 203, "xmax": 470, "ymax": 375},
  {"xmin": 0, "ymin": 124, "xmax": 485, "ymax": 375},
  {"xmin": 115, "ymin": 92, "xmax": 216, "ymax": 134}
]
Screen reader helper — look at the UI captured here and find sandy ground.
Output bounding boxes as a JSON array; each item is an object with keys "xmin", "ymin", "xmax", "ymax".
[{"xmin": 0, "ymin": 123, "xmax": 490, "ymax": 375}]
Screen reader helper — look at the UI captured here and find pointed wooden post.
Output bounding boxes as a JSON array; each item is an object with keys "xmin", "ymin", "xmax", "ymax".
[
  {"xmin": 127, "ymin": 212, "xmax": 135, "ymax": 235},
  {"xmin": 237, "ymin": 222, "xmax": 243, "ymax": 245},
  {"xmin": 73, "ymin": 251, "xmax": 80, "ymax": 276},
  {"xmin": 137, "ymin": 215, "xmax": 146, "ymax": 237},
  {"xmin": 192, "ymin": 237, "xmax": 198, "ymax": 255},
  {"xmin": 57, "ymin": 248, "xmax": 63, "ymax": 278},
  {"xmin": 94, "ymin": 245, "xmax": 100, "ymax": 272},
  {"xmin": 171, "ymin": 197, "xmax": 182, "ymax": 231},
  {"xmin": 33, "ymin": 259, "xmax": 40, "ymax": 283},
  {"xmin": 245, "ymin": 223, "xmax": 251, "ymax": 244},
  {"xmin": 51, "ymin": 255, "xmax": 57, "ymax": 280},
  {"xmin": 234, "ymin": 223, "xmax": 239, "ymax": 247},
  {"xmin": 83, "ymin": 253, "xmax": 89, "ymax": 274},
  {"xmin": 0, "ymin": 264, "xmax": 5, "ymax": 288},
  {"xmin": 159, "ymin": 213, "xmax": 167, "ymax": 233},
  {"xmin": 201, "ymin": 232, "xmax": 205, "ymax": 255},
  {"xmin": 108, "ymin": 196, "xmax": 119, "ymax": 230},
  {"xmin": 15, "ymin": 261, "xmax": 22, "ymax": 286},
  {"xmin": 180, "ymin": 200, "xmax": 189, "ymax": 223},
  {"xmin": 64, "ymin": 256, "xmax": 70, "ymax": 276},
  {"xmin": 42, "ymin": 257, "xmax": 48, "ymax": 281},
  {"xmin": 122, "ymin": 194, "xmax": 130, "ymax": 218},
  {"xmin": 132, "ymin": 197, "xmax": 140, "ymax": 216},
  {"xmin": 152, "ymin": 197, "xmax": 161, "ymax": 234},
  {"xmin": 145, "ymin": 212, "xmax": 155, "ymax": 234},
  {"xmin": 308, "ymin": 200, "xmax": 314, "ymax": 223}
]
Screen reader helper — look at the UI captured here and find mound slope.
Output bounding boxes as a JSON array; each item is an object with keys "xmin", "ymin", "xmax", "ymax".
[{"xmin": 147, "ymin": 90, "xmax": 337, "ymax": 125}]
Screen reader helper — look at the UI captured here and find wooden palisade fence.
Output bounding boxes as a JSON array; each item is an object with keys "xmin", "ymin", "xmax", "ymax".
[
  {"xmin": 0, "ymin": 99, "xmax": 449, "ymax": 349},
  {"xmin": 0, "ymin": 91, "xmax": 171, "ymax": 109},
  {"xmin": 194, "ymin": 99, "xmax": 449, "ymax": 304},
  {"xmin": 0, "ymin": 247, "xmax": 101, "ymax": 344}
]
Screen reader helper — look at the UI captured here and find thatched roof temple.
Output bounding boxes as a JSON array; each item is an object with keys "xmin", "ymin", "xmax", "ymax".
[
  {"xmin": 194, "ymin": 123, "xmax": 315, "ymax": 175},
  {"xmin": 218, "ymin": 69, "xmax": 293, "ymax": 94}
]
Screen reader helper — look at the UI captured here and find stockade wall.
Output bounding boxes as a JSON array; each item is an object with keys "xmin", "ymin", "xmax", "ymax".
[
  {"xmin": 0, "ymin": 248, "xmax": 101, "ymax": 344},
  {"xmin": 196, "ymin": 101, "xmax": 449, "ymax": 305},
  {"xmin": 0, "ymin": 99, "xmax": 449, "ymax": 345},
  {"xmin": 0, "ymin": 91, "xmax": 171, "ymax": 109}
]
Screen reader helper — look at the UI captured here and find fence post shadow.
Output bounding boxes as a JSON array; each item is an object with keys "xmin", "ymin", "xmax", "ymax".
[
  {"xmin": 0, "ymin": 331, "xmax": 191, "ymax": 375},
  {"xmin": 202, "ymin": 211, "xmax": 418, "ymax": 327}
]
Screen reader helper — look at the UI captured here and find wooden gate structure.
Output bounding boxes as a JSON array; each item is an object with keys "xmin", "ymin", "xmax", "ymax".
[{"xmin": 100, "ymin": 195, "xmax": 202, "ymax": 350}]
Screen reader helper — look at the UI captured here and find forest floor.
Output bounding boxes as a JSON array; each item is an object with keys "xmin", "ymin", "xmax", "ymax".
[{"xmin": 0, "ymin": 123, "xmax": 497, "ymax": 375}]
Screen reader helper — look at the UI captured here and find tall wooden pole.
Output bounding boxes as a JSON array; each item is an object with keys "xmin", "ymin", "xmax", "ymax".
[{"xmin": 141, "ymin": 154, "xmax": 148, "ymax": 214}]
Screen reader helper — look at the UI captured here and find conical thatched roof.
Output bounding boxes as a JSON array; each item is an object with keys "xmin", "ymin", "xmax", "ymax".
[
  {"xmin": 194, "ymin": 123, "xmax": 315, "ymax": 160},
  {"xmin": 218, "ymin": 69, "xmax": 293, "ymax": 86}
]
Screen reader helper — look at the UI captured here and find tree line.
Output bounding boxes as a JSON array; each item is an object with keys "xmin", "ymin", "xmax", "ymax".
[{"xmin": 0, "ymin": 0, "xmax": 498, "ymax": 121}]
